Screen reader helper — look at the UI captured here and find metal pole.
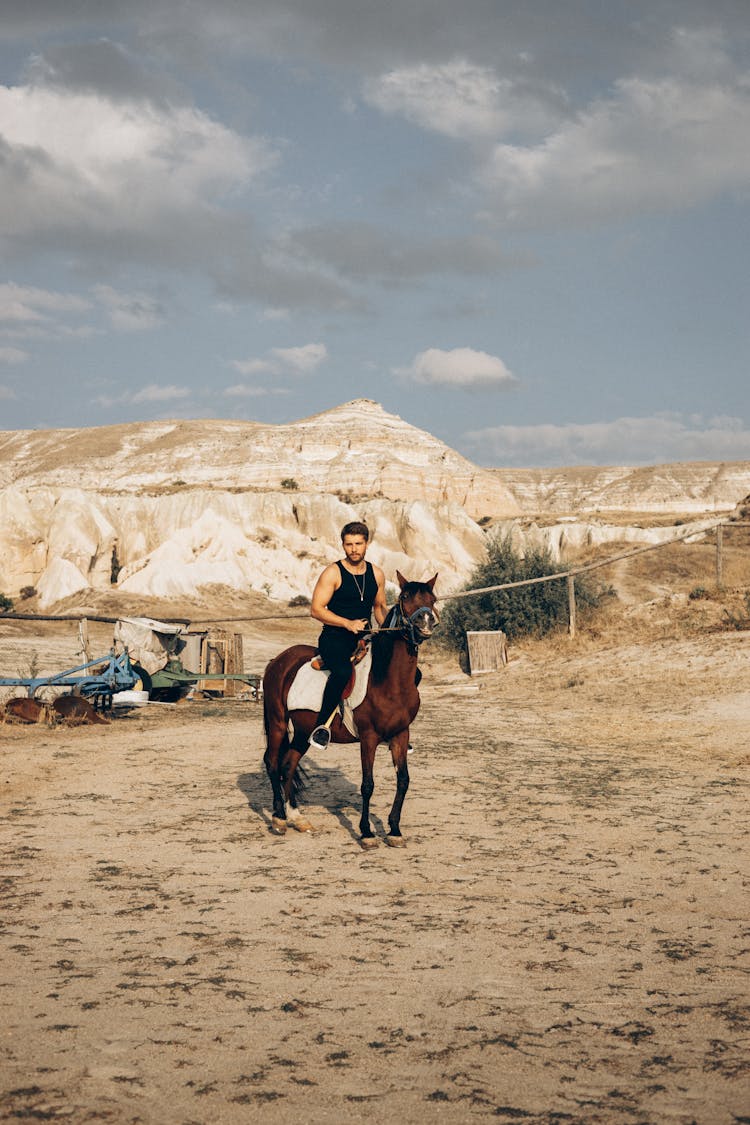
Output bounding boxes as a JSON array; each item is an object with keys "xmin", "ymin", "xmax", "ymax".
[{"xmin": 567, "ymin": 574, "xmax": 576, "ymax": 638}]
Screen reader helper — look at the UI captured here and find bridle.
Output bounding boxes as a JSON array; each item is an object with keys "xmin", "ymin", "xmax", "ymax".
[{"xmin": 377, "ymin": 597, "xmax": 440, "ymax": 653}]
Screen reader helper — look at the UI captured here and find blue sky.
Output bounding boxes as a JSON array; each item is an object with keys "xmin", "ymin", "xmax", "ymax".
[{"xmin": 1, "ymin": 0, "xmax": 749, "ymax": 467}]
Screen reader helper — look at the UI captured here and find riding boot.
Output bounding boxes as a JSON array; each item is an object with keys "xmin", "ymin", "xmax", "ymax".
[{"xmin": 309, "ymin": 673, "xmax": 346, "ymax": 749}]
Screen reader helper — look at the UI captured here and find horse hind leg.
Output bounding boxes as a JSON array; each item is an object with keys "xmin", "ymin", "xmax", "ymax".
[
  {"xmin": 385, "ymin": 732, "xmax": 410, "ymax": 847},
  {"xmin": 284, "ymin": 750, "xmax": 314, "ymax": 833},
  {"xmin": 264, "ymin": 722, "xmax": 291, "ymax": 835}
]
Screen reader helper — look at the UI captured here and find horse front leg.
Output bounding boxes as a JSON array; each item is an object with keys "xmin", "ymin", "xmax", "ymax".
[
  {"xmin": 386, "ymin": 730, "xmax": 410, "ymax": 847},
  {"xmin": 359, "ymin": 734, "xmax": 379, "ymax": 849}
]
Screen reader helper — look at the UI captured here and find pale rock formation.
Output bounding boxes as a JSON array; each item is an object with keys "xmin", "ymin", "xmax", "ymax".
[
  {"xmin": 36, "ymin": 557, "xmax": 90, "ymax": 605},
  {"xmin": 491, "ymin": 463, "xmax": 750, "ymax": 515},
  {"xmin": 496, "ymin": 517, "xmax": 720, "ymax": 564},
  {"xmin": 0, "ymin": 487, "xmax": 47, "ymax": 591},
  {"xmin": 1, "ymin": 400, "xmax": 748, "ymax": 609}
]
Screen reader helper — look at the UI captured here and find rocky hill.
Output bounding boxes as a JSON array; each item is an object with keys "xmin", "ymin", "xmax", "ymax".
[
  {"xmin": 0, "ymin": 400, "xmax": 519, "ymax": 518},
  {"xmin": 1, "ymin": 400, "xmax": 748, "ymax": 610}
]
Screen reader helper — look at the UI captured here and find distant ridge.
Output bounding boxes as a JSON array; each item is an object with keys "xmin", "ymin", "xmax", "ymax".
[
  {"xmin": 0, "ymin": 399, "xmax": 520, "ymax": 520},
  {"xmin": 1, "ymin": 399, "xmax": 748, "ymax": 516}
]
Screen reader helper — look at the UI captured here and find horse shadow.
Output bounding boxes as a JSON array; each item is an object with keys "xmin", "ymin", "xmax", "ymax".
[{"xmin": 237, "ymin": 757, "xmax": 387, "ymax": 842}]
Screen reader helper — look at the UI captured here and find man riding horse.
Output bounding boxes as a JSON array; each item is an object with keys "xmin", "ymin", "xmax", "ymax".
[
  {"xmin": 263, "ymin": 525, "xmax": 438, "ymax": 841},
  {"xmin": 308, "ymin": 521, "xmax": 387, "ymax": 749}
]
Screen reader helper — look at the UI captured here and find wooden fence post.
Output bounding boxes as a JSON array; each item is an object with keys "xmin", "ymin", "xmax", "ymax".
[
  {"xmin": 567, "ymin": 574, "xmax": 576, "ymax": 638},
  {"xmin": 78, "ymin": 617, "xmax": 90, "ymax": 662},
  {"xmin": 716, "ymin": 524, "xmax": 724, "ymax": 589}
]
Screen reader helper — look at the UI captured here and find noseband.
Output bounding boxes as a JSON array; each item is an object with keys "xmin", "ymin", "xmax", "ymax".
[{"xmin": 383, "ymin": 599, "xmax": 439, "ymax": 653}]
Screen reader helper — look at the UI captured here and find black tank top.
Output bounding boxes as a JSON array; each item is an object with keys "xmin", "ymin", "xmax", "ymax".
[{"xmin": 326, "ymin": 560, "xmax": 378, "ymax": 624}]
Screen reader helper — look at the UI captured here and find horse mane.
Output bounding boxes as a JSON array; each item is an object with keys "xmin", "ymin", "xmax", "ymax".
[
  {"xmin": 371, "ymin": 627, "xmax": 397, "ymax": 684},
  {"xmin": 371, "ymin": 595, "xmax": 419, "ymax": 683}
]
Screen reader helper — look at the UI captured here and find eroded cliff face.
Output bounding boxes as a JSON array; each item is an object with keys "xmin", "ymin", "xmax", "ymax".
[
  {"xmin": 1, "ymin": 400, "xmax": 748, "ymax": 609},
  {"xmin": 0, "ymin": 485, "xmax": 488, "ymax": 609},
  {"xmin": 490, "ymin": 462, "xmax": 750, "ymax": 515}
]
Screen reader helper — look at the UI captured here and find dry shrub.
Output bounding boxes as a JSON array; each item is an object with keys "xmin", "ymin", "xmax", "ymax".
[{"xmin": 439, "ymin": 533, "xmax": 611, "ymax": 657}]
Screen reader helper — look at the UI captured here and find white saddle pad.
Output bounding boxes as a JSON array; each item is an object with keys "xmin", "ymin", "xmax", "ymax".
[{"xmin": 287, "ymin": 649, "xmax": 372, "ymax": 737}]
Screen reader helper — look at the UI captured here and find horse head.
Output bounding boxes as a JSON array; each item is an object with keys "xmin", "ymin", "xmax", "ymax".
[{"xmin": 395, "ymin": 571, "xmax": 440, "ymax": 646}]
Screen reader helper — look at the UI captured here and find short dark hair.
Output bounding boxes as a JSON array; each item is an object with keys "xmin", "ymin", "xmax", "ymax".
[{"xmin": 341, "ymin": 521, "xmax": 369, "ymax": 541}]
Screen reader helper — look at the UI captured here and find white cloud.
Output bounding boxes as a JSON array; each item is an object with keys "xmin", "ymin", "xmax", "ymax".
[
  {"xmin": 480, "ymin": 48, "xmax": 750, "ymax": 226},
  {"xmin": 395, "ymin": 346, "xmax": 516, "ymax": 388},
  {"xmin": 97, "ymin": 382, "xmax": 193, "ymax": 408},
  {"xmin": 0, "ymin": 282, "xmax": 91, "ymax": 323},
  {"xmin": 0, "ymin": 346, "xmax": 28, "ymax": 364},
  {"xmin": 365, "ymin": 36, "xmax": 750, "ymax": 229},
  {"xmin": 131, "ymin": 383, "xmax": 191, "ymax": 404},
  {"xmin": 465, "ymin": 413, "xmax": 750, "ymax": 467},
  {"xmin": 229, "ymin": 342, "xmax": 328, "ymax": 377},
  {"xmin": 364, "ymin": 59, "xmax": 564, "ymax": 140},
  {"xmin": 223, "ymin": 384, "xmax": 289, "ymax": 397},
  {"xmin": 92, "ymin": 284, "xmax": 165, "ymax": 331},
  {"xmin": 0, "ymin": 83, "xmax": 274, "ymax": 241},
  {"xmin": 269, "ymin": 342, "xmax": 327, "ymax": 372},
  {"xmin": 0, "ymin": 383, "xmax": 17, "ymax": 399},
  {"xmin": 0, "ymin": 80, "xmax": 313, "ymax": 305},
  {"xmin": 230, "ymin": 358, "xmax": 276, "ymax": 376}
]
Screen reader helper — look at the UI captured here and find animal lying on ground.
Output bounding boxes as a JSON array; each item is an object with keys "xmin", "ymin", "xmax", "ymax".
[
  {"xmin": 2, "ymin": 697, "xmax": 54, "ymax": 724},
  {"xmin": 52, "ymin": 695, "xmax": 110, "ymax": 725}
]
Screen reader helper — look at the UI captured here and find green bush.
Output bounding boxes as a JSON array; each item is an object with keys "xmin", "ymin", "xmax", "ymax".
[
  {"xmin": 0, "ymin": 592, "xmax": 13, "ymax": 612},
  {"xmin": 439, "ymin": 533, "xmax": 606, "ymax": 654}
]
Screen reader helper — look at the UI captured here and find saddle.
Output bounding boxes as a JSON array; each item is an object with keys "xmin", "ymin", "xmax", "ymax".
[
  {"xmin": 310, "ymin": 636, "xmax": 369, "ymax": 698},
  {"xmin": 287, "ymin": 645, "xmax": 372, "ymax": 736}
]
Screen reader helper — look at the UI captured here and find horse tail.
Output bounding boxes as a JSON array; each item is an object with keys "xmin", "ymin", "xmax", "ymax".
[{"xmin": 287, "ymin": 761, "xmax": 308, "ymax": 800}]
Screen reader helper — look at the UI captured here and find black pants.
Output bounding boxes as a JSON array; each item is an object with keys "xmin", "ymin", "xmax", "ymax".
[{"xmin": 315, "ymin": 627, "xmax": 359, "ymax": 725}]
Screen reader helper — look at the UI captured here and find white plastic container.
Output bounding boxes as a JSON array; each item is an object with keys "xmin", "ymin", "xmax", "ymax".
[{"xmin": 112, "ymin": 689, "xmax": 150, "ymax": 707}]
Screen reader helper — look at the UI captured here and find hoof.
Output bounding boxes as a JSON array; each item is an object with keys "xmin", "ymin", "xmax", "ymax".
[
  {"xmin": 289, "ymin": 816, "xmax": 314, "ymax": 833},
  {"xmin": 385, "ymin": 834, "xmax": 406, "ymax": 848},
  {"xmin": 270, "ymin": 816, "xmax": 287, "ymax": 835},
  {"xmin": 360, "ymin": 835, "xmax": 379, "ymax": 850}
]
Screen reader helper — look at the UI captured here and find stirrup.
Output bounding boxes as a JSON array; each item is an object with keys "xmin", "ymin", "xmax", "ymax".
[{"xmin": 309, "ymin": 725, "xmax": 331, "ymax": 750}]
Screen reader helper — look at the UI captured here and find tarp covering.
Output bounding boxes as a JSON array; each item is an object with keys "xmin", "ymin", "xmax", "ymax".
[{"xmin": 114, "ymin": 616, "xmax": 186, "ymax": 675}]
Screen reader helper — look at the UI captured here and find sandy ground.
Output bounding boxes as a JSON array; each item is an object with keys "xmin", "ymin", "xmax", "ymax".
[{"xmin": 1, "ymin": 613, "xmax": 749, "ymax": 1124}]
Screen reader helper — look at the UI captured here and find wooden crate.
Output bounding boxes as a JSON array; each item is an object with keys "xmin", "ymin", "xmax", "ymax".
[{"xmin": 466, "ymin": 630, "xmax": 508, "ymax": 675}]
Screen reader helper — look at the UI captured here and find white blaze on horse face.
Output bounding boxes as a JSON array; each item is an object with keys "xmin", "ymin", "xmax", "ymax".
[
  {"xmin": 407, "ymin": 600, "xmax": 438, "ymax": 638},
  {"xmin": 420, "ymin": 607, "xmax": 438, "ymax": 636}
]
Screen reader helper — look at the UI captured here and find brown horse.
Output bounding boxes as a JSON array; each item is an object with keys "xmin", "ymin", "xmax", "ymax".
[{"xmin": 262, "ymin": 572, "xmax": 439, "ymax": 847}]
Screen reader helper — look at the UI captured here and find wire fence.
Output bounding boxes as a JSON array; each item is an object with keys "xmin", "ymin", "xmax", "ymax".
[{"xmin": 442, "ymin": 518, "xmax": 750, "ymax": 637}]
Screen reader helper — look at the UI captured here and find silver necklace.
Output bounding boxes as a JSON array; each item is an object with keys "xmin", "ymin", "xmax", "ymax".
[{"xmin": 351, "ymin": 568, "xmax": 366, "ymax": 600}]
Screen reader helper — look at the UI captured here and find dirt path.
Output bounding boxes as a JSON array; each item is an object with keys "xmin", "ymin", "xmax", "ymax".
[{"xmin": 1, "ymin": 631, "xmax": 749, "ymax": 1123}]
